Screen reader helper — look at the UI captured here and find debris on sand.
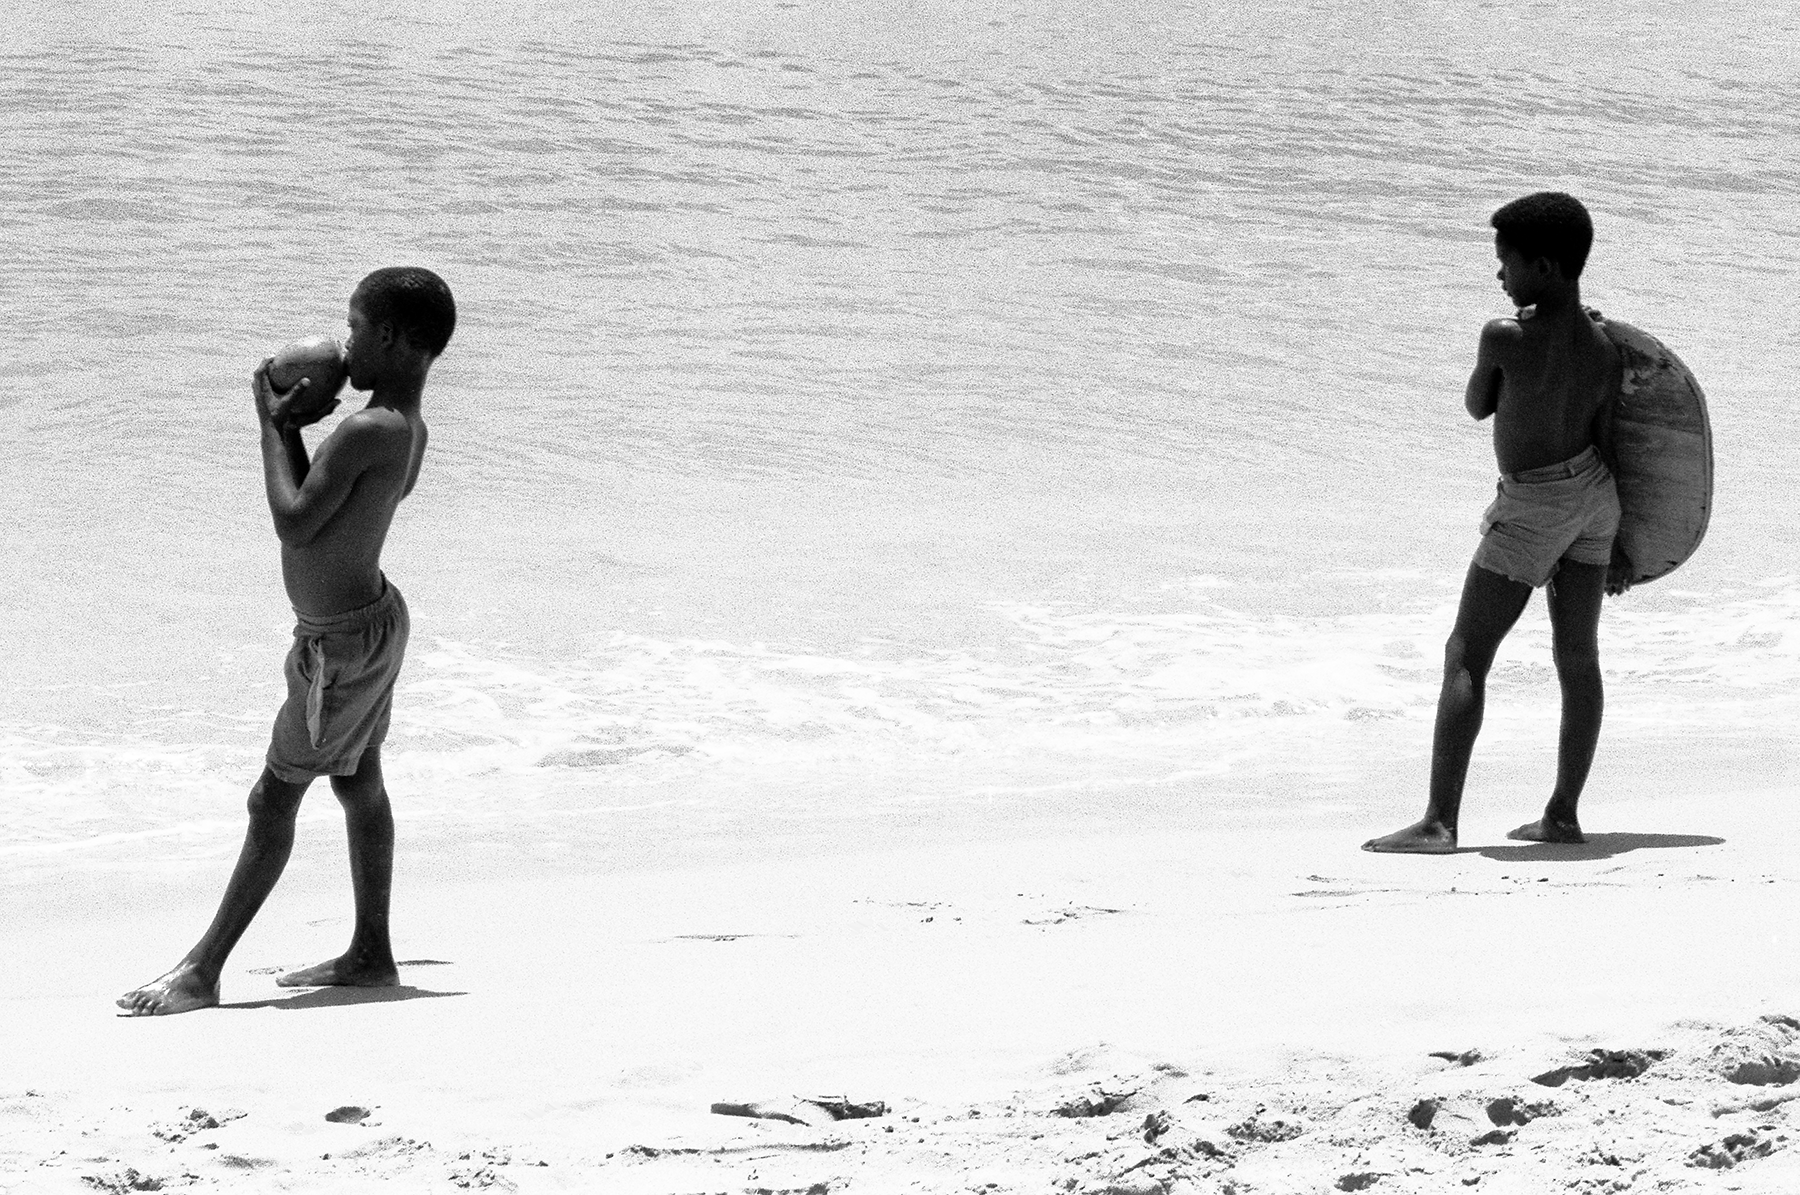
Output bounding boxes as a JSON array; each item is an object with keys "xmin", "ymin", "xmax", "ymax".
[
  {"xmin": 1054, "ymin": 1088, "xmax": 1139, "ymax": 1118},
  {"xmin": 711, "ymin": 1096, "xmax": 886, "ymax": 1127},
  {"xmin": 150, "ymin": 1106, "xmax": 245, "ymax": 1143},
  {"xmin": 798, "ymin": 1096, "xmax": 888, "ymax": 1120},
  {"xmin": 1227, "ymin": 1112, "xmax": 1304, "ymax": 1143},
  {"xmin": 1531, "ymin": 1049, "xmax": 1668, "ymax": 1087}
]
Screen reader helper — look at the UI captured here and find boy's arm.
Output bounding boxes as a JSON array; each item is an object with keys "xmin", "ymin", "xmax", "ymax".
[
  {"xmin": 1591, "ymin": 383, "xmax": 1619, "ymax": 475},
  {"xmin": 253, "ymin": 364, "xmax": 376, "ymax": 547},
  {"xmin": 253, "ymin": 360, "xmax": 340, "ymax": 487},
  {"xmin": 279, "ymin": 424, "xmax": 310, "ymax": 486},
  {"xmin": 260, "ymin": 415, "xmax": 393, "ymax": 547},
  {"xmin": 402, "ymin": 423, "xmax": 429, "ymax": 499},
  {"xmin": 1463, "ymin": 319, "xmax": 1519, "ymax": 421},
  {"xmin": 1592, "ymin": 370, "xmax": 1633, "ymax": 596}
]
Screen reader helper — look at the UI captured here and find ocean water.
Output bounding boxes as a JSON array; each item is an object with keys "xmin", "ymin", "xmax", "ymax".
[{"xmin": 5, "ymin": 0, "xmax": 1800, "ymax": 885}]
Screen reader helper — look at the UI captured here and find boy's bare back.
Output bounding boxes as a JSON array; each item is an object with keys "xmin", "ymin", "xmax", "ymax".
[
  {"xmin": 1465, "ymin": 245, "xmax": 1621, "ymax": 476},
  {"xmin": 1362, "ymin": 192, "xmax": 1619, "ymax": 857}
]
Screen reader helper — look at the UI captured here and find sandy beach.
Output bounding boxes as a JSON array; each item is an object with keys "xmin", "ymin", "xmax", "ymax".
[
  {"xmin": 6, "ymin": 777, "xmax": 1796, "ymax": 1195},
  {"xmin": 8, "ymin": 1, "xmax": 1800, "ymax": 1191}
]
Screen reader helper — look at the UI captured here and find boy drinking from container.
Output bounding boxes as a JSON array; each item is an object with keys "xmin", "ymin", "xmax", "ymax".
[{"xmin": 119, "ymin": 267, "xmax": 455, "ymax": 1014}]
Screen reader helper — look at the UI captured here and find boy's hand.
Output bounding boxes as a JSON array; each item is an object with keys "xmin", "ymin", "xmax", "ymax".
[
  {"xmin": 1605, "ymin": 542, "xmax": 1635, "ymax": 597},
  {"xmin": 253, "ymin": 359, "xmax": 339, "ymax": 431}
]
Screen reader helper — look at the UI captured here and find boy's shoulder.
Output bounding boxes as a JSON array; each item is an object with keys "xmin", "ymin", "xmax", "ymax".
[
  {"xmin": 1477, "ymin": 314, "xmax": 1527, "ymax": 359},
  {"xmin": 318, "ymin": 405, "xmax": 415, "ymax": 464},
  {"xmin": 336, "ymin": 405, "xmax": 414, "ymax": 439}
]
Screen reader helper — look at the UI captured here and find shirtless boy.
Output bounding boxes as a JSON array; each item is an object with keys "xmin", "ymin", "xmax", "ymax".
[
  {"xmin": 1364, "ymin": 193, "xmax": 1625, "ymax": 855},
  {"xmin": 119, "ymin": 266, "xmax": 455, "ymax": 1014}
]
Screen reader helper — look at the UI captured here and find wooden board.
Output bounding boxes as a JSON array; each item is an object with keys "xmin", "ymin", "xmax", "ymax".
[{"xmin": 1593, "ymin": 312, "xmax": 1713, "ymax": 585}]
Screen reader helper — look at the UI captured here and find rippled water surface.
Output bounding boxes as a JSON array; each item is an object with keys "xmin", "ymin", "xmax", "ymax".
[{"xmin": 6, "ymin": 0, "xmax": 1800, "ymax": 877}]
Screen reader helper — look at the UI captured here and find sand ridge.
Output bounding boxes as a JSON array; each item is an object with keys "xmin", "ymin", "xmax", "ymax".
[{"xmin": 7, "ymin": 1018, "xmax": 1799, "ymax": 1192}]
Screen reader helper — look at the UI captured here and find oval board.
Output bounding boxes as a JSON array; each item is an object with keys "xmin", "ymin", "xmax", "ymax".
[{"xmin": 1591, "ymin": 311, "xmax": 1713, "ymax": 586}]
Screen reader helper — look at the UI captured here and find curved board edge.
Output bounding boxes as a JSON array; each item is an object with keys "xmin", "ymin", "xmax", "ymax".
[{"xmin": 1591, "ymin": 312, "xmax": 1714, "ymax": 585}]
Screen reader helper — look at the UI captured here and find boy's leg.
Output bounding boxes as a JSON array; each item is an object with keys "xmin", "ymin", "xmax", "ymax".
[
  {"xmin": 1508, "ymin": 558, "xmax": 1605, "ymax": 843},
  {"xmin": 1363, "ymin": 563, "xmax": 1532, "ymax": 853},
  {"xmin": 117, "ymin": 768, "xmax": 310, "ymax": 1015},
  {"xmin": 277, "ymin": 747, "xmax": 399, "ymax": 988}
]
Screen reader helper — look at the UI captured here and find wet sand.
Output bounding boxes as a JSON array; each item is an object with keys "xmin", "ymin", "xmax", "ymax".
[{"xmin": 5, "ymin": 786, "xmax": 1798, "ymax": 1193}]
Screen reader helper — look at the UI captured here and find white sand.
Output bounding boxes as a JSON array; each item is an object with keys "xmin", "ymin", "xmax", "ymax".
[{"xmin": 5, "ymin": 786, "xmax": 1798, "ymax": 1193}]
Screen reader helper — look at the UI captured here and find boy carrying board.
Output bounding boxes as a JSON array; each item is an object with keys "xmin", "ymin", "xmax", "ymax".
[{"xmin": 1365, "ymin": 193, "xmax": 1628, "ymax": 855}]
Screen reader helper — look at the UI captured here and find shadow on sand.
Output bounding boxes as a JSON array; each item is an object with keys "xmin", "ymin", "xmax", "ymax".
[
  {"xmin": 222, "ymin": 985, "xmax": 467, "ymax": 1011},
  {"xmin": 1476, "ymin": 831, "xmax": 1724, "ymax": 863}
]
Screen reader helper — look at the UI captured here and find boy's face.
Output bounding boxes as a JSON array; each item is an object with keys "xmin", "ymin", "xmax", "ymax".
[
  {"xmin": 1494, "ymin": 239, "xmax": 1553, "ymax": 307},
  {"xmin": 343, "ymin": 298, "xmax": 381, "ymax": 391}
]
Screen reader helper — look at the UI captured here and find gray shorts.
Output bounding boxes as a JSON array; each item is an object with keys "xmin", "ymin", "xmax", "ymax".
[
  {"xmin": 1473, "ymin": 447, "xmax": 1620, "ymax": 588},
  {"xmin": 266, "ymin": 579, "xmax": 409, "ymax": 783}
]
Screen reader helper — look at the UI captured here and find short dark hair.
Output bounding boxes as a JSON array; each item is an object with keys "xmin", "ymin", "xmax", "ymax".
[
  {"xmin": 1490, "ymin": 192, "xmax": 1594, "ymax": 279},
  {"xmin": 354, "ymin": 266, "xmax": 457, "ymax": 357}
]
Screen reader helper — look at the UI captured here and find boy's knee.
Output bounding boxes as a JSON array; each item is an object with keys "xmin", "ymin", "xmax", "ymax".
[
  {"xmin": 1553, "ymin": 642, "xmax": 1601, "ymax": 676},
  {"xmin": 1443, "ymin": 633, "xmax": 1494, "ymax": 678},
  {"xmin": 248, "ymin": 774, "xmax": 305, "ymax": 819},
  {"xmin": 329, "ymin": 771, "xmax": 385, "ymax": 804}
]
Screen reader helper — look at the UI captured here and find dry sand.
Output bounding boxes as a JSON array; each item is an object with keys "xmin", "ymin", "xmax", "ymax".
[{"xmin": 4, "ymin": 786, "xmax": 1798, "ymax": 1194}]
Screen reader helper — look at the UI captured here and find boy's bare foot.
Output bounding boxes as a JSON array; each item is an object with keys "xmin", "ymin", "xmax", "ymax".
[
  {"xmin": 1362, "ymin": 819, "xmax": 1458, "ymax": 854},
  {"xmin": 117, "ymin": 962, "xmax": 219, "ymax": 1016},
  {"xmin": 1506, "ymin": 816, "xmax": 1587, "ymax": 844},
  {"xmin": 277, "ymin": 954, "xmax": 400, "ymax": 989}
]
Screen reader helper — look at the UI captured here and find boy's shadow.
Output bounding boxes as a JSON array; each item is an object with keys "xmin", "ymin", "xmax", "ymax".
[
  {"xmin": 222, "ymin": 985, "xmax": 466, "ymax": 1011},
  {"xmin": 1477, "ymin": 831, "xmax": 1723, "ymax": 863}
]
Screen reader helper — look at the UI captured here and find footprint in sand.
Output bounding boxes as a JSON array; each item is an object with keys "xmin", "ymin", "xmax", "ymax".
[
  {"xmin": 1484, "ymin": 1097, "xmax": 1557, "ymax": 1127},
  {"xmin": 1709, "ymin": 1013, "xmax": 1800, "ymax": 1086},
  {"xmin": 1689, "ymin": 1127, "xmax": 1786, "ymax": 1169},
  {"xmin": 78, "ymin": 1165, "xmax": 165, "ymax": 1194},
  {"xmin": 215, "ymin": 1155, "xmax": 275, "ymax": 1170}
]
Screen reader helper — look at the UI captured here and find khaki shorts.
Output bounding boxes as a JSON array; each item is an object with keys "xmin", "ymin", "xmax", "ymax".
[
  {"xmin": 1473, "ymin": 446, "xmax": 1620, "ymax": 588},
  {"xmin": 266, "ymin": 579, "xmax": 409, "ymax": 783}
]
